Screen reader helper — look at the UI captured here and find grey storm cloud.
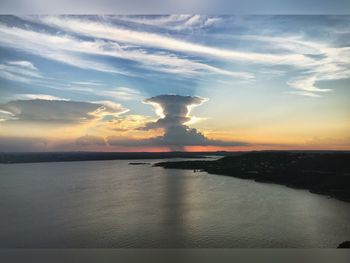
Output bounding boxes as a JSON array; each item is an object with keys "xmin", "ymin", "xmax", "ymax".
[
  {"xmin": 0, "ymin": 99, "xmax": 127, "ymax": 123},
  {"xmin": 109, "ymin": 94, "xmax": 248, "ymax": 149},
  {"xmin": 141, "ymin": 94, "xmax": 206, "ymax": 130},
  {"xmin": 108, "ymin": 125, "xmax": 247, "ymax": 148},
  {"xmin": 0, "ymin": 136, "xmax": 48, "ymax": 152},
  {"xmin": 155, "ymin": 125, "xmax": 246, "ymax": 146},
  {"xmin": 75, "ymin": 135, "xmax": 107, "ymax": 146}
]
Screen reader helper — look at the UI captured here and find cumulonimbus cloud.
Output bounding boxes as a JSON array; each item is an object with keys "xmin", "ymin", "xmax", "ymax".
[
  {"xmin": 141, "ymin": 94, "xmax": 207, "ymax": 130},
  {"xmin": 109, "ymin": 94, "xmax": 248, "ymax": 149}
]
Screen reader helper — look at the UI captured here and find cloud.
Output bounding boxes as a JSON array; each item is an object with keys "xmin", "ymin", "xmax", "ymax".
[
  {"xmin": 71, "ymin": 81, "xmax": 104, "ymax": 86},
  {"xmin": 0, "ymin": 136, "xmax": 48, "ymax": 152},
  {"xmin": 0, "ymin": 110, "xmax": 17, "ymax": 122},
  {"xmin": 0, "ymin": 24, "xmax": 127, "ymax": 75},
  {"xmin": 0, "ymin": 99, "xmax": 128, "ymax": 123},
  {"xmin": 287, "ymin": 75, "xmax": 332, "ymax": 93},
  {"xmin": 7, "ymin": 60, "xmax": 39, "ymax": 71},
  {"xmin": 0, "ymin": 135, "xmax": 107, "ymax": 151},
  {"xmin": 287, "ymin": 46, "xmax": 350, "ymax": 95},
  {"xmin": 108, "ymin": 125, "xmax": 247, "ymax": 150},
  {"xmin": 0, "ymin": 21, "xmax": 252, "ymax": 79},
  {"xmin": 32, "ymin": 16, "xmax": 314, "ymax": 67},
  {"xmin": 153, "ymin": 125, "xmax": 247, "ymax": 147},
  {"xmin": 12, "ymin": 94, "xmax": 68, "ymax": 101},
  {"xmin": 98, "ymin": 87, "xmax": 143, "ymax": 101},
  {"xmin": 75, "ymin": 135, "xmax": 106, "ymax": 146},
  {"xmin": 111, "ymin": 15, "xmax": 194, "ymax": 28},
  {"xmin": 2, "ymin": 16, "xmax": 348, "ymax": 97},
  {"xmin": 141, "ymin": 94, "xmax": 207, "ymax": 130},
  {"xmin": 94, "ymin": 114, "xmax": 154, "ymax": 133},
  {"xmin": 114, "ymin": 15, "xmax": 223, "ymax": 31},
  {"xmin": 110, "ymin": 94, "xmax": 247, "ymax": 149},
  {"xmin": 237, "ymin": 34, "xmax": 350, "ymax": 96},
  {"xmin": 0, "ymin": 60, "xmax": 42, "ymax": 83},
  {"xmin": 0, "ymin": 95, "xmax": 246, "ymax": 150},
  {"xmin": 306, "ymin": 136, "xmax": 350, "ymax": 146},
  {"xmin": 287, "ymin": 91, "xmax": 322, "ymax": 98},
  {"xmin": 0, "ymin": 60, "xmax": 113, "ymax": 94},
  {"xmin": 238, "ymin": 34, "xmax": 326, "ymax": 55}
]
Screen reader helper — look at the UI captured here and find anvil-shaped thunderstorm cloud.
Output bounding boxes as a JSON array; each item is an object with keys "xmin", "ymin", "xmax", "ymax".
[
  {"xmin": 109, "ymin": 94, "xmax": 247, "ymax": 149},
  {"xmin": 142, "ymin": 94, "xmax": 206, "ymax": 130}
]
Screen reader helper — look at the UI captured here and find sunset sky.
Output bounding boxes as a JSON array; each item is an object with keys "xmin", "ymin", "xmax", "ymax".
[{"xmin": 0, "ymin": 15, "xmax": 349, "ymax": 151}]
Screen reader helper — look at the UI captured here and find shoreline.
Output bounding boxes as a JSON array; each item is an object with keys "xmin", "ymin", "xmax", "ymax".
[{"xmin": 155, "ymin": 151, "xmax": 350, "ymax": 203}]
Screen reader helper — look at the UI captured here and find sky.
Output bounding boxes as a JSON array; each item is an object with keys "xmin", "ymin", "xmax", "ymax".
[{"xmin": 0, "ymin": 15, "xmax": 349, "ymax": 152}]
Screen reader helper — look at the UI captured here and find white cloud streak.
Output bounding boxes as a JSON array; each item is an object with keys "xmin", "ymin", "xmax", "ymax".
[
  {"xmin": 0, "ymin": 21, "xmax": 253, "ymax": 79},
  {"xmin": 2, "ymin": 16, "xmax": 349, "ymax": 97},
  {"xmin": 97, "ymin": 87, "xmax": 143, "ymax": 101},
  {"xmin": 33, "ymin": 16, "xmax": 315, "ymax": 67},
  {"xmin": 0, "ymin": 60, "xmax": 42, "ymax": 83},
  {"xmin": 12, "ymin": 94, "xmax": 68, "ymax": 101},
  {"xmin": 114, "ymin": 15, "xmax": 223, "ymax": 30},
  {"xmin": 238, "ymin": 34, "xmax": 350, "ymax": 96},
  {"xmin": 0, "ymin": 24, "xmax": 127, "ymax": 75}
]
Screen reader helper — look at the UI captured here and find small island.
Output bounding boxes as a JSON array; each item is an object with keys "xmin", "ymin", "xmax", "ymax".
[{"xmin": 155, "ymin": 151, "xmax": 350, "ymax": 202}]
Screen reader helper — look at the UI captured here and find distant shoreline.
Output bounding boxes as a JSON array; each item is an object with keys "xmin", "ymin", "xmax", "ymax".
[
  {"xmin": 0, "ymin": 151, "xmax": 217, "ymax": 164},
  {"xmin": 155, "ymin": 151, "xmax": 350, "ymax": 203},
  {"xmin": 1, "ymin": 150, "xmax": 348, "ymax": 164}
]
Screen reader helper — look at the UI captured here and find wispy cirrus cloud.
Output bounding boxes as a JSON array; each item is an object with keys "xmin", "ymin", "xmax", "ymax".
[
  {"xmin": 11, "ymin": 94, "xmax": 68, "ymax": 101},
  {"xmin": 28, "ymin": 15, "xmax": 350, "ymax": 97},
  {"xmin": 70, "ymin": 81, "xmax": 104, "ymax": 86},
  {"xmin": 0, "ymin": 110, "xmax": 17, "ymax": 122},
  {"xmin": 287, "ymin": 91, "xmax": 322, "ymax": 98},
  {"xmin": 0, "ymin": 24, "xmax": 128, "ymax": 75},
  {"xmin": 31, "ymin": 15, "xmax": 315, "ymax": 67},
  {"xmin": 7, "ymin": 61, "xmax": 39, "ymax": 71},
  {"xmin": 0, "ymin": 60, "xmax": 85, "ymax": 93},
  {"xmin": 97, "ymin": 87, "xmax": 143, "ymax": 101},
  {"xmin": 114, "ymin": 15, "xmax": 223, "ymax": 30},
  {"xmin": 1, "ymin": 15, "xmax": 349, "ymax": 99},
  {"xmin": 238, "ymin": 34, "xmax": 350, "ymax": 96},
  {"xmin": 0, "ymin": 60, "xmax": 42, "ymax": 83},
  {"xmin": 0, "ymin": 21, "xmax": 253, "ymax": 79}
]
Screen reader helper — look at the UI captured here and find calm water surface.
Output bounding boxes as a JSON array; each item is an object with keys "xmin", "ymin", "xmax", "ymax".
[{"xmin": 0, "ymin": 159, "xmax": 350, "ymax": 248}]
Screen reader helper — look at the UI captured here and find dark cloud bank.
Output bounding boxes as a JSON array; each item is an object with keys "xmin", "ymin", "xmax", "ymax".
[
  {"xmin": 0, "ymin": 136, "xmax": 48, "ymax": 152},
  {"xmin": 0, "ymin": 99, "xmax": 126, "ymax": 123}
]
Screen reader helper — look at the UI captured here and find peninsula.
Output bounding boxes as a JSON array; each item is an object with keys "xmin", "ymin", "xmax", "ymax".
[{"xmin": 155, "ymin": 151, "xmax": 350, "ymax": 202}]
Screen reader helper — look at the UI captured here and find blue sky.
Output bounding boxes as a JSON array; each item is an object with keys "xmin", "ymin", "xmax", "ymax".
[{"xmin": 0, "ymin": 15, "xmax": 349, "ymax": 151}]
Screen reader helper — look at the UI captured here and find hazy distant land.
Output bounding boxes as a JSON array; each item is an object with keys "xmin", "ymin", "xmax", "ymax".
[
  {"xmin": 1, "ymin": 150, "xmax": 346, "ymax": 164},
  {"xmin": 0, "ymin": 151, "xmax": 226, "ymax": 163},
  {"xmin": 155, "ymin": 151, "xmax": 350, "ymax": 202}
]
